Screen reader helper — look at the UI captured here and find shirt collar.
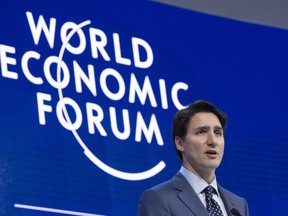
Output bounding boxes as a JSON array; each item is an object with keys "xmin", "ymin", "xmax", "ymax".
[{"xmin": 180, "ymin": 166, "xmax": 220, "ymax": 196}]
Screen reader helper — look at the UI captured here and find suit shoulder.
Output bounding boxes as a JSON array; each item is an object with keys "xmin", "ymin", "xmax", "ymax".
[{"xmin": 143, "ymin": 179, "xmax": 174, "ymax": 196}]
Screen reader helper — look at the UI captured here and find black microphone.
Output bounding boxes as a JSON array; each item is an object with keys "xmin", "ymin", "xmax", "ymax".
[{"xmin": 231, "ymin": 208, "xmax": 241, "ymax": 216}]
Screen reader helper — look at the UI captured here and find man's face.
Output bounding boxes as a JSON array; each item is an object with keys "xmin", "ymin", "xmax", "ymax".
[{"xmin": 175, "ymin": 112, "xmax": 225, "ymax": 176}]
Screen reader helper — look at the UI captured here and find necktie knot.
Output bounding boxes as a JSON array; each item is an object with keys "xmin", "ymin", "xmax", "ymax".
[
  {"xmin": 203, "ymin": 185, "xmax": 224, "ymax": 216},
  {"xmin": 204, "ymin": 185, "xmax": 215, "ymax": 200}
]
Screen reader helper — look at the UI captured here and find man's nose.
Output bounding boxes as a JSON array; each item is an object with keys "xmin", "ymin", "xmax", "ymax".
[{"xmin": 207, "ymin": 132, "xmax": 216, "ymax": 146}]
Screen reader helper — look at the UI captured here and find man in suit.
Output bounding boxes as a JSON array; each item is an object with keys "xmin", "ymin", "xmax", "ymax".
[{"xmin": 138, "ymin": 100, "xmax": 249, "ymax": 216}]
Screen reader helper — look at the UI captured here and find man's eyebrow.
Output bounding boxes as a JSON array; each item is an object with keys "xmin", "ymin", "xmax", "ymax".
[
  {"xmin": 194, "ymin": 126, "xmax": 209, "ymax": 130},
  {"xmin": 214, "ymin": 126, "xmax": 223, "ymax": 130},
  {"xmin": 194, "ymin": 125, "xmax": 223, "ymax": 130}
]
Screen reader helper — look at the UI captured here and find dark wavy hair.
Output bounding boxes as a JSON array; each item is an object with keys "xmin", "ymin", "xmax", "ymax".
[{"xmin": 172, "ymin": 100, "xmax": 228, "ymax": 161}]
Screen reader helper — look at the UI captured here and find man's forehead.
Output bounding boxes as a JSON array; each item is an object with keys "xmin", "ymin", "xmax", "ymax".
[{"xmin": 189, "ymin": 112, "xmax": 222, "ymax": 127}]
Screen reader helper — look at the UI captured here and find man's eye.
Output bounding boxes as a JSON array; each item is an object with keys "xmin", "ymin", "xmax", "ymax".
[
  {"xmin": 215, "ymin": 130, "xmax": 223, "ymax": 136},
  {"xmin": 196, "ymin": 130, "xmax": 206, "ymax": 135}
]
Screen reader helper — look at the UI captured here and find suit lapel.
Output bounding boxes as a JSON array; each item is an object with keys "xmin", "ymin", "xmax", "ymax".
[
  {"xmin": 218, "ymin": 184, "xmax": 236, "ymax": 216},
  {"xmin": 173, "ymin": 172, "xmax": 210, "ymax": 216}
]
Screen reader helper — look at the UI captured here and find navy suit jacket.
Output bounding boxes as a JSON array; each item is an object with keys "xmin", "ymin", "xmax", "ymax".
[{"xmin": 138, "ymin": 172, "xmax": 249, "ymax": 216}]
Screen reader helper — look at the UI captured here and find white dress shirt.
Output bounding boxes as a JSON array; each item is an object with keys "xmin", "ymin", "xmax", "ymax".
[{"xmin": 180, "ymin": 166, "xmax": 228, "ymax": 216}]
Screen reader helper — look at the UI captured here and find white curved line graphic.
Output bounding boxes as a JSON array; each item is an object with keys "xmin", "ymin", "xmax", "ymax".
[{"xmin": 56, "ymin": 20, "xmax": 166, "ymax": 181}]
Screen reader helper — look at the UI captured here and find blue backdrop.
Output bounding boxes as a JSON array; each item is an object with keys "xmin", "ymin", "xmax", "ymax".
[{"xmin": 1, "ymin": 0, "xmax": 288, "ymax": 215}]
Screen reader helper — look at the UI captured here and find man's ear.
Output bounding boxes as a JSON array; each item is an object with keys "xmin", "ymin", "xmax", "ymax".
[{"xmin": 175, "ymin": 136, "xmax": 184, "ymax": 152}]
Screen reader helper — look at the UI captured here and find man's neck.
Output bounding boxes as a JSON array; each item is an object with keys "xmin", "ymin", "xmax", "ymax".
[{"xmin": 182, "ymin": 164, "xmax": 215, "ymax": 183}]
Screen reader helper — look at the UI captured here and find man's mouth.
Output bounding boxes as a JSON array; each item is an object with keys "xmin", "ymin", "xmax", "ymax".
[{"xmin": 205, "ymin": 150, "xmax": 217, "ymax": 155}]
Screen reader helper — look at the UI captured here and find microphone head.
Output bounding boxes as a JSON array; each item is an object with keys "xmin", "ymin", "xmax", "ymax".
[{"xmin": 231, "ymin": 208, "xmax": 241, "ymax": 216}]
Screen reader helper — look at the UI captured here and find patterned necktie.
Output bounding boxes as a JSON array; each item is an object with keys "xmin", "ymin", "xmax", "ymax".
[{"xmin": 203, "ymin": 185, "xmax": 224, "ymax": 216}]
